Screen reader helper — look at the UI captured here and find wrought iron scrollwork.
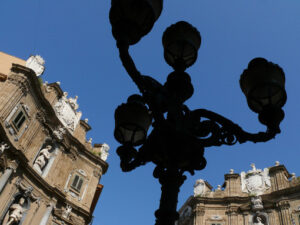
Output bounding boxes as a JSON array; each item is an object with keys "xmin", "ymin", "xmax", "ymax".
[{"xmin": 190, "ymin": 109, "xmax": 277, "ymax": 148}]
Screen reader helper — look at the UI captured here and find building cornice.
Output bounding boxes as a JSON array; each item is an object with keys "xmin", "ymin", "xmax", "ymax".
[
  {"xmin": 80, "ymin": 120, "xmax": 91, "ymax": 131},
  {"xmin": 182, "ymin": 183, "xmax": 300, "ymax": 212},
  {"xmin": 224, "ymin": 173, "xmax": 240, "ymax": 179}
]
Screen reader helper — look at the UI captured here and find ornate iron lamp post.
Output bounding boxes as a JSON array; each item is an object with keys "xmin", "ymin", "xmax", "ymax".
[{"xmin": 109, "ymin": 1, "xmax": 287, "ymax": 225}]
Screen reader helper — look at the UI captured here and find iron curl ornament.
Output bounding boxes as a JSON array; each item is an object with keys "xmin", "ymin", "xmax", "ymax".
[{"xmin": 109, "ymin": 1, "xmax": 287, "ymax": 225}]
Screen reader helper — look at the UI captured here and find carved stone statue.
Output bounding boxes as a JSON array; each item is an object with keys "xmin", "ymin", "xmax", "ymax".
[
  {"xmin": 0, "ymin": 142, "xmax": 9, "ymax": 155},
  {"xmin": 33, "ymin": 145, "xmax": 52, "ymax": 173},
  {"xmin": 254, "ymin": 216, "xmax": 264, "ymax": 225},
  {"xmin": 100, "ymin": 143, "xmax": 110, "ymax": 161},
  {"xmin": 63, "ymin": 205, "xmax": 72, "ymax": 219},
  {"xmin": 250, "ymin": 163, "xmax": 257, "ymax": 171},
  {"xmin": 62, "ymin": 92, "xmax": 68, "ymax": 101},
  {"xmin": 25, "ymin": 55, "xmax": 45, "ymax": 76},
  {"xmin": 194, "ymin": 179, "xmax": 205, "ymax": 196},
  {"xmin": 68, "ymin": 96, "xmax": 79, "ymax": 111},
  {"xmin": 5, "ymin": 197, "xmax": 26, "ymax": 225}
]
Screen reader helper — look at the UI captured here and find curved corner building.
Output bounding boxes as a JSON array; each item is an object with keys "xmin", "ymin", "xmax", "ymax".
[{"xmin": 0, "ymin": 52, "xmax": 109, "ymax": 225}]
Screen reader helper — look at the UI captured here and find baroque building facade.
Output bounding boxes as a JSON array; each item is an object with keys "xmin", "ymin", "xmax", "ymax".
[
  {"xmin": 177, "ymin": 162, "xmax": 300, "ymax": 225},
  {"xmin": 0, "ymin": 52, "xmax": 109, "ymax": 225}
]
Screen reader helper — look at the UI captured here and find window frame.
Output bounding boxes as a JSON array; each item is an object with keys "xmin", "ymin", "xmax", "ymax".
[
  {"xmin": 5, "ymin": 103, "xmax": 31, "ymax": 141},
  {"xmin": 70, "ymin": 174, "xmax": 84, "ymax": 193},
  {"xmin": 10, "ymin": 105, "xmax": 29, "ymax": 132}
]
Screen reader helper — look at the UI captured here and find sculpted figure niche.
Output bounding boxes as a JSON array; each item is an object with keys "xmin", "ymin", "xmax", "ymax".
[
  {"xmin": 33, "ymin": 145, "xmax": 52, "ymax": 174},
  {"xmin": 0, "ymin": 142, "xmax": 9, "ymax": 155},
  {"xmin": 3, "ymin": 197, "xmax": 26, "ymax": 225},
  {"xmin": 254, "ymin": 216, "xmax": 265, "ymax": 225}
]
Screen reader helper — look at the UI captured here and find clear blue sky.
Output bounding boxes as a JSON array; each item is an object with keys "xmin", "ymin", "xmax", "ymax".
[{"xmin": 1, "ymin": 1, "xmax": 300, "ymax": 225}]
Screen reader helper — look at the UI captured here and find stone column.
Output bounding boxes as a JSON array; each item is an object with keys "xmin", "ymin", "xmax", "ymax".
[
  {"xmin": 226, "ymin": 206, "xmax": 239, "ymax": 225},
  {"xmin": 267, "ymin": 210, "xmax": 276, "ymax": 225},
  {"xmin": 0, "ymin": 167, "xmax": 13, "ymax": 193},
  {"xmin": 39, "ymin": 203, "xmax": 55, "ymax": 225},
  {"xmin": 231, "ymin": 212, "xmax": 238, "ymax": 225},
  {"xmin": 0, "ymin": 161, "xmax": 18, "ymax": 193},
  {"xmin": 277, "ymin": 201, "xmax": 292, "ymax": 225},
  {"xmin": 242, "ymin": 212, "xmax": 249, "ymax": 225},
  {"xmin": 193, "ymin": 204, "xmax": 205, "ymax": 225}
]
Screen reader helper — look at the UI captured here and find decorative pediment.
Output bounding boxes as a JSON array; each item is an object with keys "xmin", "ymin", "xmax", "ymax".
[{"xmin": 241, "ymin": 163, "xmax": 271, "ymax": 196}]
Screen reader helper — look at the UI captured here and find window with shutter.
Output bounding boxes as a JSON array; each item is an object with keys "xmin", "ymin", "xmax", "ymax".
[{"xmin": 71, "ymin": 174, "xmax": 84, "ymax": 192}]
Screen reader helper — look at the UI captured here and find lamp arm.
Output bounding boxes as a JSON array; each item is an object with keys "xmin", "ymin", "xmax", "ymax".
[
  {"xmin": 117, "ymin": 42, "xmax": 145, "ymax": 94},
  {"xmin": 117, "ymin": 42, "xmax": 168, "ymax": 124},
  {"xmin": 191, "ymin": 109, "xmax": 278, "ymax": 147}
]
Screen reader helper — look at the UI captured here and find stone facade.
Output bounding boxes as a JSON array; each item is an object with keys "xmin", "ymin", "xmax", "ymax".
[
  {"xmin": 177, "ymin": 163, "xmax": 300, "ymax": 225},
  {"xmin": 0, "ymin": 52, "xmax": 109, "ymax": 225}
]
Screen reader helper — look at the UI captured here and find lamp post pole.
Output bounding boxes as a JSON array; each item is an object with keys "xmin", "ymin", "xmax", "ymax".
[{"xmin": 109, "ymin": 1, "xmax": 287, "ymax": 224}]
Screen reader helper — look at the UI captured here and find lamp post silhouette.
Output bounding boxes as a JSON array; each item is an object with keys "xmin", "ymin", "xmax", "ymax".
[{"xmin": 109, "ymin": 1, "xmax": 287, "ymax": 224}]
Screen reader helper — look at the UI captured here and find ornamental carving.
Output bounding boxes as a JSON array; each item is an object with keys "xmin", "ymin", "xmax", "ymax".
[
  {"xmin": 62, "ymin": 204, "xmax": 72, "ymax": 219},
  {"xmin": 67, "ymin": 148, "xmax": 78, "ymax": 161},
  {"xmin": 26, "ymin": 55, "xmax": 45, "ymax": 76},
  {"xmin": 99, "ymin": 143, "xmax": 110, "ymax": 161},
  {"xmin": 36, "ymin": 111, "xmax": 46, "ymax": 124},
  {"xmin": 0, "ymin": 142, "xmax": 9, "ymax": 155},
  {"xmin": 251, "ymin": 196, "xmax": 264, "ymax": 211},
  {"xmin": 54, "ymin": 92, "xmax": 82, "ymax": 132},
  {"xmin": 210, "ymin": 215, "xmax": 223, "ymax": 220},
  {"xmin": 241, "ymin": 163, "xmax": 271, "ymax": 196},
  {"xmin": 8, "ymin": 74, "xmax": 30, "ymax": 95},
  {"xmin": 53, "ymin": 126, "xmax": 66, "ymax": 141},
  {"xmin": 193, "ymin": 179, "xmax": 206, "ymax": 197},
  {"xmin": 93, "ymin": 168, "xmax": 102, "ymax": 178}
]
